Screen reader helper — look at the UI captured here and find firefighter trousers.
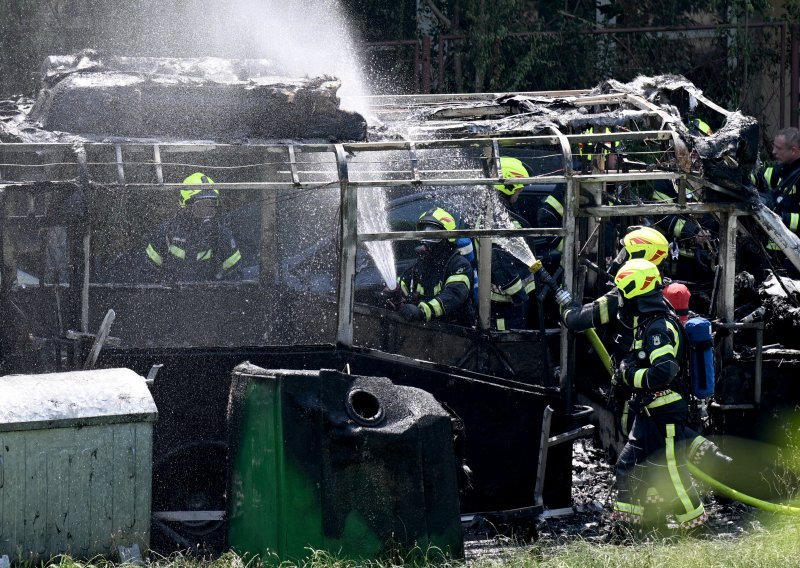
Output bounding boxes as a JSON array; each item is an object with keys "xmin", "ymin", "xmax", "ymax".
[{"xmin": 613, "ymin": 408, "xmax": 706, "ymax": 528}]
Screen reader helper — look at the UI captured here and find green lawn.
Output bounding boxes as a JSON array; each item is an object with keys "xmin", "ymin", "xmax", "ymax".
[{"xmin": 43, "ymin": 517, "xmax": 800, "ymax": 568}]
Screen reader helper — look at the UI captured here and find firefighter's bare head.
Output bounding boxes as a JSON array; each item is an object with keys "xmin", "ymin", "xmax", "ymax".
[{"xmin": 773, "ymin": 128, "xmax": 800, "ymax": 166}]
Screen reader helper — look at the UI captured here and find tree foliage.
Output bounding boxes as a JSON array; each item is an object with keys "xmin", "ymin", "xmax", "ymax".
[
  {"xmin": 0, "ymin": 0, "xmax": 792, "ymax": 133},
  {"xmin": 433, "ymin": 0, "xmax": 787, "ymax": 133}
]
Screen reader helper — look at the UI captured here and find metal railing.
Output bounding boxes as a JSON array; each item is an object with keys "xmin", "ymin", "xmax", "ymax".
[{"xmin": 0, "ymin": 123, "xmax": 747, "ymax": 404}]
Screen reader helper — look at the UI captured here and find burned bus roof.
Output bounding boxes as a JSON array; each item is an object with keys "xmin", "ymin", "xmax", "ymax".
[{"xmin": 8, "ymin": 51, "xmax": 368, "ymax": 143}]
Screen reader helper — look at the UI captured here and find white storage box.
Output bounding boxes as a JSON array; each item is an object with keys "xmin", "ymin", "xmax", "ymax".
[{"xmin": 0, "ymin": 368, "xmax": 157, "ymax": 562}]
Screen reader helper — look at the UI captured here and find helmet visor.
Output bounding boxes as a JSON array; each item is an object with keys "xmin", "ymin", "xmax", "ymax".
[
  {"xmin": 419, "ymin": 223, "xmax": 445, "ymax": 244},
  {"xmin": 190, "ymin": 195, "xmax": 219, "ymax": 219}
]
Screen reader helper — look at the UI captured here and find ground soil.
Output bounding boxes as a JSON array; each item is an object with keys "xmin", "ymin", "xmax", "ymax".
[{"xmin": 464, "ymin": 438, "xmax": 761, "ymax": 563}]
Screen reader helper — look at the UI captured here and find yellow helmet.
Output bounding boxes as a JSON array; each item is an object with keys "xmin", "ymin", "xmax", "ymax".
[
  {"xmin": 180, "ymin": 172, "xmax": 219, "ymax": 207},
  {"xmin": 418, "ymin": 207, "xmax": 458, "ymax": 244},
  {"xmin": 614, "ymin": 258, "xmax": 662, "ymax": 299},
  {"xmin": 688, "ymin": 118, "xmax": 713, "ymax": 136},
  {"xmin": 623, "ymin": 226, "xmax": 669, "ymax": 266},
  {"xmin": 494, "ymin": 157, "xmax": 529, "ymax": 196}
]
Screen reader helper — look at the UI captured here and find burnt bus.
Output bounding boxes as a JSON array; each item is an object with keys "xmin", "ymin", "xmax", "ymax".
[{"xmin": 1, "ymin": 54, "xmax": 797, "ymax": 551}]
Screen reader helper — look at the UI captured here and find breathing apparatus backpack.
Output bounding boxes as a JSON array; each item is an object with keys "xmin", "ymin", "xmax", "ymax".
[
  {"xmin": 635, "ymin": 312, "xmax": 715, "ymax": 400},
  {"xmin": 684, "ymin": 316, "xmax": 716, "ymax": 399}
]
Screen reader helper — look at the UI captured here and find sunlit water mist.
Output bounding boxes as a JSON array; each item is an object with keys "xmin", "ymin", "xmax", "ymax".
[
  {"xmin": 199, "ymin": 0, "xmax": 374, "ymax": 117},
  {"xmin": 200, "ymin": 0, "xmax": 392, "ymax": 280},
  {"xmin": 357, "ymin": 190, "xmax": 397, "ymax": 291},
  {"xmin": 482, "ymin": 193, "xmax": 537, "ymax": 268},
  {"xmin": 496, "ymin": 237, "xmax": 536, "ymax": 267}
]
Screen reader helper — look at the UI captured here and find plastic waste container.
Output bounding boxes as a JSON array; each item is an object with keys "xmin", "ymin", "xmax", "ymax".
[{"xmin": 227, "ymin": 363, "xmax": 463, "ymax": 562}]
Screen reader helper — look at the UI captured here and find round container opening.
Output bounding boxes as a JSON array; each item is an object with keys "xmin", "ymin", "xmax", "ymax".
[{"xmin": 346, "ymin": 388, "xmax": 385, "ymax": 426}]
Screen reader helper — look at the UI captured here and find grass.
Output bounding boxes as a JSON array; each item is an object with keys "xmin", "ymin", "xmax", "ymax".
[
  {"xmin": 473, "ymin": 517, "xmax": 800, "ymax": 568},
  {"xmin": 36, "ymin": 518, "xmax": 800, "ymax": 568}
]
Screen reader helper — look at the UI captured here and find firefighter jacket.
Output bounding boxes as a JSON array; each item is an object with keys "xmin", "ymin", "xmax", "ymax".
[
  {"xmin": 651, "ymin": 180, "xmax": 704, "ymax": 244},
  {"xmin": 752, "ymin": 163, "xmax": 782, "ymax": 193},
  {"xmin": 145, "ymin": 214, "xmax": 242, "ymax": 281},
  {"xmin": 767, "ymin": 158, "xmax": 800, "ymax": 243},
  {"xmin": 485, "ymin": 246, "xmax": 529, "ymax": 330},
  {"xmin": 651, "ymin": 181, "xmax": 718, "ymax": 277},
  {"xmin": 538, "ymin": 185, "xmax": 616, "ymax": 264},
  {"xmin": 398, "ymin": 245, "xmax": 473, "ymax": 324},
  {"xmin": 537, "ymin": 185, "xmax": 565, "ymax": 256},
  {"xmin": 475, "ymin": 208, "xmax": 537, "ymax": 297},
  {"xmin": 619, "ymin": 307, "xmax": 685, "ymax": 411},
  {"xmin": 562, "ymin": 290, "xmax": 686, "ymax": 413},
  {"xmin": 562, "ymin": 287, "xmax": 620, "ymax": 331}
]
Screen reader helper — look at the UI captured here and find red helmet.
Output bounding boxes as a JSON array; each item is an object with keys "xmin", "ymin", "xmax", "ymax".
[{"xmin": 663, "ymin": 282, "xmax": 691, "ymax": 325}]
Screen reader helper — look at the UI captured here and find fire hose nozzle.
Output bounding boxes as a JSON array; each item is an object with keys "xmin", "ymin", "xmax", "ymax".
[{"xmin": 530, "ymin": 260, "xmax": 572, "ymax": 306}]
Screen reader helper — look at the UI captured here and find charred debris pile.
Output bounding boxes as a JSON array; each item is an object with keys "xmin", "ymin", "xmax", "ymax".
[{"xmin": 1, "ymin": 50, "xmax": 368, "ymax": 143}]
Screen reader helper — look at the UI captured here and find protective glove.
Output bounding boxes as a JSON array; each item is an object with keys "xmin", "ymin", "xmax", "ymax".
[
  {"xmin": 398, "ymin": 302, "xmax": 424, "ymax": 322},
  {"xmin": 618, "ymin": 357, "xmax": 639, "ymax": 387},
  {"xmin": 381, "ymin": 285, "xmax": 403, "ymax": 310},
  {"xmin": 560, "ymin": 301, "xmax": 582, "ymax": 328}
]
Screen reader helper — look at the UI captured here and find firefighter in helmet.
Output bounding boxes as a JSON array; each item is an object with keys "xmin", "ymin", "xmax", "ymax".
[
  {"xmin": 394, "ymin": 207, "xmax": 473, "ymax": 325},
  {"xmin": 649, "ymin": 182, "xmax": 718, "ymax": 284},
  {"xmin": 607, "ymin": 225, "xmax": 670, "ymax": 277},
  {"xmin": 494, "ymin": 156, "xmax": 529, "ymax": 205},
  {"xmin": 145, "ymin": 172, "xmax": 242, "ymax": 281},
  {"xmin": 481, "ymin": 156, "xmax": 536, "ymax": 330},
  {"xmin": 563, "ymin": 258, "xmax": 706, "ymax": 534}
]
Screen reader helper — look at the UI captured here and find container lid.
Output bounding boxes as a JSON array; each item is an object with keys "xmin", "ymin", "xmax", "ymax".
[{"xmin": 0, "ymin": 367, "xmax": 158, "ymax": 432}]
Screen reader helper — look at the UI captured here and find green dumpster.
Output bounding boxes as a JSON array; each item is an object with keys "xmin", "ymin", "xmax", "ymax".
[{"xmin": 227, "ymin": 363, "xmax": 463, "ymax": 562}]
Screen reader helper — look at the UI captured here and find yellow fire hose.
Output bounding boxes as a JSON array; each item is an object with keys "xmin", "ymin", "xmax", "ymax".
[
  {"xmin": 584, "ymin": 327, "xmax": 614, "ymax": 377},
  {"xmin": 687, "ymin": 462, "xmax": 800, "ymax": 515}
]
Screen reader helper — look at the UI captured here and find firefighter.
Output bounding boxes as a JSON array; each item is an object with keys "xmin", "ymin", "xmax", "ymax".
[
  {"xmin": 482, "ymin": 156, "xmax": 536, "ymax": 329},
  {"xmin": 577, "ymin": 126, "xmax": 622, "ymax": 173},
  {"xmin": 395, "ymin": 207, "xmax": 473, "ymax": 325},
  {"xmin": 494, "ymin": 156, "xmax": 530, "ymax": 208},
  {"xmin": 539, "ymin": 127, "xmax": 622, "ymax": 271},
  {"xmin": 752, "ymin": 158, "xmax": 782, "ymax": 199},
  {"xmin": 144, "ymin": 172, "xmax": 242, "ymax": 281},
  {"xmin": 649, "ymin": 180, "xmax": 717, "ymax": 284},
  {"xmin": 484, "ymin": 243, "xmax": 529, "ymax": 331},
  {"xmin": 758, "ymin": 128, "xmax": 800, "ymax": 274},
  {"xmin": 536, "ymin": 183, "xmax": 566, "ymax": 269},
  {"xmin": 562, "ymin": 258, "xmax": 706, "ymax": 534},
  {"xmin": 571, "ymin": 226, "xmax": 671, "ymax": 346},
  {"xmin": 687, "ymin": 118, "xmax": 713, "ymax": 137},
  {"xmin": 607, "ymin": 225, "xmax": 670, "ymax": 278}
]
